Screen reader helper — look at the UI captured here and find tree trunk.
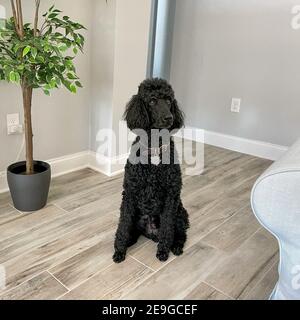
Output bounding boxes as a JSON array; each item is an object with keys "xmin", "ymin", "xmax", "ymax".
[{"xmin": 22, "ymin": 84, "xmax": 34, "ymax": 174}]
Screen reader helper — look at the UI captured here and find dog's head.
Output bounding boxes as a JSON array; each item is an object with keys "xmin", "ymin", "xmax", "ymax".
[{"xmin": 124, "ymin": 78, "xmax": 184, "ymax": 131}]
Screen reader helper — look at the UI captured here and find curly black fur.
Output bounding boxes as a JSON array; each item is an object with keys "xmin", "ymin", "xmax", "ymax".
[{"xmin": 113, "ymin": 78, "xmax": 189, "ymax": 263}]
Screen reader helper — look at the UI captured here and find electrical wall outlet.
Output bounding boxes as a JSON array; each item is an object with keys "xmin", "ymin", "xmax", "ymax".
[
  {"xmin": 231, "ymin": 98, "xmax": 241, "ymax": 113},
  {"xmin": 7, "ymin": 113, "xmax": 23, "ymax": 135}
]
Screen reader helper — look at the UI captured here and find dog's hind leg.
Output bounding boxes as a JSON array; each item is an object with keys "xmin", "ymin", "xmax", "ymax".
[{"xmin": 171, "ymin": 204, "xmax": 189, "ymax": 256}]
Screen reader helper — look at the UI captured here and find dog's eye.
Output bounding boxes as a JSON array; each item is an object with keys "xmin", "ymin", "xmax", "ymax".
[
  {"xmin": 166, "ymin": 99, "xmax": 172, "ymax": 105},
  {"xmin": 149, "ymin": 99, "xmax": 157, "ymax": 106}
]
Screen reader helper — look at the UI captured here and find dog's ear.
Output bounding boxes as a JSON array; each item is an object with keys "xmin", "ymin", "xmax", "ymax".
[
  {"xmin": 124, "ymin": 95, "xmax": 150, "ymax": 131},
  {"xmin": 171, "ymin": 99, "xmax": 185, "ymax": 130}
]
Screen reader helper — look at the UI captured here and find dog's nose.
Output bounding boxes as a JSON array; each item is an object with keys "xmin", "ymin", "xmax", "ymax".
[{"xmin": 164, "ymin": 115, "xmax": 173, "ymax": 122}]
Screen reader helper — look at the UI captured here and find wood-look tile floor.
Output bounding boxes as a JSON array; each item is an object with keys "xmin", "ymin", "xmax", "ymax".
[{"xmin": 0, "ymin": 144, "xmax": 279, "ymax": 300}]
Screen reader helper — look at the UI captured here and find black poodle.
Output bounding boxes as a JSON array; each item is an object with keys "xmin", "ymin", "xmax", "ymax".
[{"xmin": 113, "ymin": 78, "xmax": 189, "ymax": 263}]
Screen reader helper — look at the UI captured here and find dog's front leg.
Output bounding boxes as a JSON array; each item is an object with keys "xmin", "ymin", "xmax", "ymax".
[
  {"xmin": 113, "ymin": 197, "xmax": 135, "ymax": 263},
  {"xmin": 157, "ymin": 197, "xmax": 179, "ymax": 262}
]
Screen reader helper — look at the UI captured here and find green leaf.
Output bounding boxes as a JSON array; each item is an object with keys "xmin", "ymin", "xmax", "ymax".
[
  {"xmin": 22, "ymin": 46, "xmax": 31, "ymax": 57},
  {"xmin": 45, "ymin": 26, "xmax": 53, "ymax": 36},
  {"xmin": 44, "ymin": 45, "xmax": 51, "ymax": 52},
  {"xmin": 53, "ymin": 46, "xmax": 62, "ymax": 57},
  {"xmin": 43, "ymin": 89, "xmax": 50, "ymax": 96},
  {"xmin": 59, "ymin": 65, "xmax": 66, "ymax": 73},
  {"xmin": 13, "ymin": 43, "xmax": 22, "ymax": 53},
  {"xmin": 50, "ymin": 79, "xmax": 57, "ymax": 88},
  {"xmin": 62, "ymin": 79, "xmax": 72, "ymax": 91},
  {"xmin": 14, "ymin": 72, "xmax": 20, "ymax": 83},
  {"xmin": 65, "ymin": 59, "xmax": 75, "ymax": 71},
  {"xmin": 75, "ymin": 37, "xmax": 82, "ymax": 45},
  {"xmin": 31, "ymin": 47, "xmax": 37, "ymax": 59},
  {"xmin": 67, "ymin": 72, "xmax": 77, "ymax": 80},
  {"xmin": 37, "ymin": 56, "xmax": 45, "ymax": 63},
  {"xmin": 75, "ymin": 81, "xmax": 83, "ymax": 88},
  {"xmin": 46, "ymin": 74, "xmax": 53, "ymax": 83},
  {"xmin": 9, "ymin": 71, "xmax": 16, "ymax": 82},
  {"xmin": 73, "ymin": 47, "xmax": 78, "ymax": 55},
  {"xmin": 70, "ymin": 83, "xmax": 77, "ymax": 93},
  {"xmin": 48, "ymin": 13, "xmax": 58, "ymax": 19},
  {"xmin": 59, "ymin": 45, "xmax": 68, "ymax": 52}
]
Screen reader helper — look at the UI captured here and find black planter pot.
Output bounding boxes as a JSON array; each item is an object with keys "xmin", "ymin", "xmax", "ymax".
[{"xmin": 7, "ymin": 161, "xmax": 51, "ymax": 212}]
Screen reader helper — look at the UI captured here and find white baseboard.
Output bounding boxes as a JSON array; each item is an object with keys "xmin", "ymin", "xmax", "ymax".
[
  {"xmin": 0, "ymin": 128, "xmax": 289, "ymax": 194},
  {"xmin": 49, "ymin": 151, "xmax": 90, "ymax": 178},
  {"xmin": 0, "ymin": 171, "xmax": 7, "ymax": 194},
  {"xmin": 87, "ymin": 151, "xmax": 128, "ymax": 177},
  {"xmin": 0, "ymin": 151, "xmax": 129, "ymax": 194},
  {"xmin": 0, "ymin": 151, "xmax": 90, "ymax": 194},
  {"xmin": 178, "ymin": 126, "xmax": 288, "ymax": 161},
  {"xmin": 204, "ymin": 130, "xmax": 288, "ymax": 161}
]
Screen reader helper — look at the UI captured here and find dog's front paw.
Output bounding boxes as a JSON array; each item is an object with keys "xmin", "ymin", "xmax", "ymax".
[
  {"xmin": 156, "ymin": 249, "xmax": 169, "ymax": 262},
  {"xmin": 113, "ymin": 251, "xmax": 126, "ymax": 263},
  {"xmin": 171, "ymin": 246, "xmax": 184, "ymax": 256}
]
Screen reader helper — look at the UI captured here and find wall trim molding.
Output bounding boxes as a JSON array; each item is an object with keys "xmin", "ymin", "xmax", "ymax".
[
  {"xmin": 204, "ymin": 129, "xmax": 288, "ymax": 161},
  {"xmin": 0, "ymin": 171, "xmax": 8, "ymax": 194},
  {"xmin": 0, "ymin": 151, "xmax": 90, "ymax": 194},
  {"xmin": 177, "ymin": 126, "xmax": 288, "ymax": 161},
  {"xmin": 87, "ymin": 151, "xmax": 128, "ymax": 177},
  {"xmin": 0, "ymin": 128, "xmax": 289, "ymax": 194},
  {"xmin": 49, "ymin": 151, "xmax": 90, "ymax": 178},
  {"xmin": 0, "ymin": 151, "xmax": 129, "ymax": 194}
]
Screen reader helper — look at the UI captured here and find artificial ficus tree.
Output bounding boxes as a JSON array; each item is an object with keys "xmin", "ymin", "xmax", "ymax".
[{"xmin": 0, "ymin": 0, "xmax": 85, "ymax": 174}]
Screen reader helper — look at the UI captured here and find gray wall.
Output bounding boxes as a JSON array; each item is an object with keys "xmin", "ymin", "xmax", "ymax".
[
  {"xmin": 0, "ymin": 0, "xmax": 92, "ymax": 171},
  {"xmin": 170, "ymin": 0, "xmax": 300, "ymax": 146}
]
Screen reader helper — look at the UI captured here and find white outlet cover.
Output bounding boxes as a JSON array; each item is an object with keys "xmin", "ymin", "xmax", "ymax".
[
  {"xmin": 7, "ymin": 113, "xmax": 22, "ymax": 135},
  {"xmin": 8, "ymin": 124, "xmax": 23, "ymax": 135},
  {"xmin": 231, "ymin": 98, "xmax": 241, "ymax": 113},
  {"xmin": 7, "ymin": 113, "xmax": 20, "ymax": 126}
]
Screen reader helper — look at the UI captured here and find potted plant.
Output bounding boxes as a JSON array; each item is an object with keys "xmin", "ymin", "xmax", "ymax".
[{"xmin": 0, "ymin": 0, "xmax": 85, "ymax": 212}]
